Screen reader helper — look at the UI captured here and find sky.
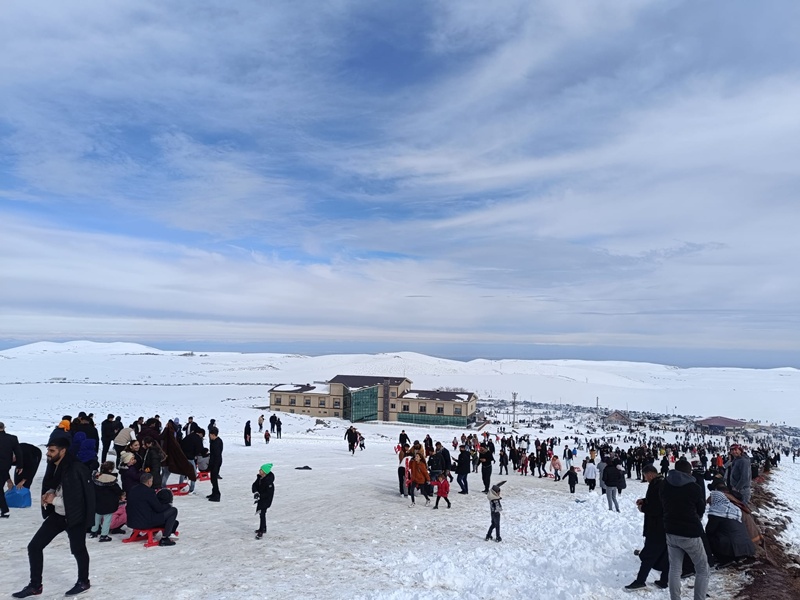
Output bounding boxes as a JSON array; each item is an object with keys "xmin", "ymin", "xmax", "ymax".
[{"xmin": 1, "ymin": 1, "xmax": 799, "ymax": 367}]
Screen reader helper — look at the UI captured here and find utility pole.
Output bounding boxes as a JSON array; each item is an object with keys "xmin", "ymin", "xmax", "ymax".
[{"xmin": 512, "ymin": 392, "xmax": 517, "ymax": 428}]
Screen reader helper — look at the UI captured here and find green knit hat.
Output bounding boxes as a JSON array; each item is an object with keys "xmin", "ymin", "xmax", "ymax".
[{"xmin": 260, "ymin": 463, "xmax": 273, "ymax": 475}]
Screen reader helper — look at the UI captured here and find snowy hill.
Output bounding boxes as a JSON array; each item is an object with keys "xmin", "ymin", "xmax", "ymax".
[{"xmin": 1, "ymin": 341, "xmax": 797, "ymax": 424}]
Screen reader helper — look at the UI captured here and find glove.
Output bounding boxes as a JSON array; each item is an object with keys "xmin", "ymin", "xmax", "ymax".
[{"xmin": 253, "ymin": 492, "xmax": 260, "ymax": 504}]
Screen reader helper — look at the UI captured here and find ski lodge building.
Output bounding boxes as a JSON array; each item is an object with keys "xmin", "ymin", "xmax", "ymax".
[{"xmin": 268, "ymin": 375, "xmax": 478, "ymax": 426}]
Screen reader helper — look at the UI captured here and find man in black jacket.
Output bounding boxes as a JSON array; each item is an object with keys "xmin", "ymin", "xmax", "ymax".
[
  {"xmin": 0, "ymin": 422, "xmax": 23, "ymax": 518},
  {"xmin": 625, "ymin": 465, "xmax": 669, "ymax": 590},
  {"xmin": 207, "ymin": 426, "xmax": 223, "ymax": 502},
  {"xmin": 100, "ymin": 414, "xmax": 118, "ymax": 464},
  {"xmin": 455, "ymin": 445, "xmax": 471, "ymax": 494},
  {"xmin": 127, "ymin": 472, "xmax": 179, "ymax": 546},
  {"xmin": 660, "ymin": 458, "xmax": 709, "ymax": 600},
  {"xmin": 13, "ymin": 437, "xmax": 94, "ymax": 598},
  {"xmin": 179, "ymin": 428, "xmax": 206, "ymax": 494}
]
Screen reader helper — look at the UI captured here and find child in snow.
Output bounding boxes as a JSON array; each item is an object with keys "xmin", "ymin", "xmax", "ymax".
[
  {"xmin": 89, "ymin": 461, "xmax": 124, "ymax": 542},
  {"xmin": 485, "ymin": 481, "xmax": 506, "ymax": 542},
  {"xmin": 566, "ymin": 466, "xmax": 579, "ymax": 493},
  {"xmin": 264, "ymin": 430, "xmax": 271, "ymax": 445},
  {"xmin": 252, "ymin": 463, "xmax": 275, "ymax": 539},
  {"xmin": 431, "ymin": 472, "xmax": 451, "ymax": 509},
  {"xmin": 519, "ymin": 452, "xmax": 528, "ymax": 476},
  {"xmin": 358, "ymin": 434, "xmax": 366, "ymax": 451}
]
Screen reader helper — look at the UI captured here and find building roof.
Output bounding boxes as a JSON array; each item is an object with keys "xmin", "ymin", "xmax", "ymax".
[
  {"xmin": 695, "ymin": 416, "xmax": 746, "ymax": 428},
  {"xmin": 400, "ymin": 389, "xmax": 476, "ymax": 403},
  {"xmin": 604, "ymin": 410, "xmax": 632, "ymax": 423},
  {"xmin": 328, "ymin": 375, "xmax": 411, "ymax": 389},
  {"xmin": 269, "ymin": 383, "xmax": 330, "ymax": 394}
]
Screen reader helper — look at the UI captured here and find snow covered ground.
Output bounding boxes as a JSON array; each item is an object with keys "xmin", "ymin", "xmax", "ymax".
[{"xmin": 0, "ymin": 342, "xmax": 793, "ymax": 599}]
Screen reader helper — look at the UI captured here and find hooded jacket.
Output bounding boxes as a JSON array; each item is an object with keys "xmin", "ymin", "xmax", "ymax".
[
  {"xmin": 660, "ymin": 470, "xmax": 705, "ymax": 538},
  {"xmin": 487, "ymin": 488, "xmax": 502, "ymax": 513},
  {"xmin": 93, "ymin": 472, "xmax": 124, "ymax": 514}
]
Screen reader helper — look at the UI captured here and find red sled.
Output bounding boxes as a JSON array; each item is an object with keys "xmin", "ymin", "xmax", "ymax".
[
  {"xmin": 196, "ymin": 471, "xmax": 211, "ymax": 482},
  {"xmin": 165, "ymin": 483, "xmax": 190, "ymax": 496},
  {"xmin": 122, "ymin": 528, "xmax": 180, "ymax": 548}
]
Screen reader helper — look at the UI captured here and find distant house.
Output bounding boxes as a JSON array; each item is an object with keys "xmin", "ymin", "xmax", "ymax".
[
  {"xmin": 604, "ymin": 410, "xmax": 632, "ymax": 426},
  {"xmin": 695, "ymin": 416, "xmax": 746, "ymax": 435},
  {"xmin": 269, "ymin": 375, "xmax": 478, "ymax": 426}
]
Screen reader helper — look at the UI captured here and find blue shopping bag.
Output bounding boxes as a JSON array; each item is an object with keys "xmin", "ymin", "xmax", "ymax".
[{"xmin": 5, "ymin": 486, "xmax": 32, "ymax": 508}]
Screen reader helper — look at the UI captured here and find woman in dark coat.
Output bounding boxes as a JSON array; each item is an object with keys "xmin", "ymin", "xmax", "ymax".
[
  {"xmin": 252, "ymin": 464, "xmax": 275, "ymax": 539},
  {"xmin": 244, "ymin": 421, "xmax": 252, "ymax": 447}
]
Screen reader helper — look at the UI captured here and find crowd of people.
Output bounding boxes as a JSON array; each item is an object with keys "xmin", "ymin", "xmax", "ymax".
[
  {"xmin": 392, "ymin": 423, "xmax": 783, "ymax": 599},
  {"xmin": 0, "ymin": 411, "xmax": 282, "ymax": 598}
]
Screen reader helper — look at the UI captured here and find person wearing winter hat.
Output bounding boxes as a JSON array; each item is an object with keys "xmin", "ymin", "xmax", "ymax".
[
  {"xmin": 252, "ymin": 464, "xmax": 275, "ymax": 539},
  {"xmin": 485, "ymin": 481, "xmax": 506, "ymax": 542}
]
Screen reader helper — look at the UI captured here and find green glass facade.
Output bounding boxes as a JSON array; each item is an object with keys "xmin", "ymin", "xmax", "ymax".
[
  {"xmin": 397, "ymin": 413, "xmax": 468, "ymax": 427},
  {"xmin": 347, "ymin": 386, "xmax": 379, "ymax": 422}
]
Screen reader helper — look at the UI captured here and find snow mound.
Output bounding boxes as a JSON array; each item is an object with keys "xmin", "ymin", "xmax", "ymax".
[{"xmin": 1, "ymin": 340, "xmax": 164, "ymax": 356}]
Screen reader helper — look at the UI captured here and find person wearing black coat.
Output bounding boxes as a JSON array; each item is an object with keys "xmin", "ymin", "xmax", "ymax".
[
  {"xmin": 455, "ymin": 446, "xmax": 471, "ymax": 494},
  {"xmin": 140, "ymin": 438, "xmax": 165, "ymax": 489},
  {"xmin": 602, "ymin": 460, "xmax": 622, "ymax": 512},
  {"xmin": 0, "ymin": 422, "xmax": 24, "ymax": 517},
  {"xmin": 13, "ymin": 437, "xmax": 94, "ymax": 598},
  {"xmin": 89, "ymin": 465, "xmax": 123, "ymax": 541},
  {"xmin": 179, "ymin": 429, "xmax": 206, "ymax": 493},
  {"xmin": 126, "ymin": 472, "xmax": 178, "ymax": 546},
  {"xmin": 244, "ymin": 420, "xmax": 252, "ymax": 447},
  {"xmin": 207, "ymin": 427, "xmax": 223, "ymax": 502},
  {"xmin": 660, "ymin": 459, "xmax": 709, "ymax": 600},
  {"xmin": 14, "ymin": 443, "xmax": 42, "ymax": 490},
  {"xmin": 252, "ymin": 464, "xmax": 275, "ymax": 539},
  {"xmin": 625, "ymin": 465, "xmax": 669, "ymax": 591},
  {"xmin": 100, "ymin": 414, "xmax": 118, "ymax": 464}
]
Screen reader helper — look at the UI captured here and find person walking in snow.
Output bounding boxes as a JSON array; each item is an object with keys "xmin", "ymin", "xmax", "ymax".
[
  {"xmin": 455, "ymin": 445, "xmax": 471, "ymax": 494},
  {"xmin": 207, "ymin": 426, "xmax": 223, "ymax": 502},
  {"xmin": 479, "ymin": 445, "xmax": 494, "ymax": 493},
  {"xmin": 257, "ymin": 414, "xmax": 264, "ymax": 433},
  {"xmin": 244, "ymin": 421, "xmax": 251, "ymax": 447},
  {"xmin": 431, "ymin": 472, "xmax": 451, "ymax": 509},
  {"xmin": 498, "ymin": 449, "xmax": 509, "ymax": 475},
  {"xmin": 566, "ymin": 466, "xmax": 579, "ymax": 493},
  {"xmin": 550, "ymin": 455, "xmax": 562, "ymax": 481},
  {"xmin": 584, "ymin": 459, "xmax": 598, "ymax": 491},
  {"xmin": 275, "ymin": 418, "xmax": 282, "ymax": 439},
  {"xmin": 13, "ymin": 437, "xmax": 94, "ymax": 598},
  {"xmin": 408, "ymin": 453, "xmax": 431, "ymax": 506},
  {"xmin": 485, "ymin": 481, "xmax": 506, "ymax": 542},
  {"xmin": 252, "ymin": 463, "xmax": 275, "ymax": 539}
]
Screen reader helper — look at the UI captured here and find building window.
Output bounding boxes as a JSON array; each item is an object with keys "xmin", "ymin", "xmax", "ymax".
[
  {"xmin": 290, "ymin": 409, "xmax": 295, "ymax": 414},
  {"xmin": 319, "ymin": 399, "xmax": 326, "ymax": 407},
  {"xmin": 418, "ymin": 404, "xmax": 426, "ymax": 413},
  {"xmin": 402, "ymin": 404, "xmax": 410, "ymax": 412},
  {"xmin": 289, "ymin": 396, "xmax": 296, "ymax": 406},
  {"xmin": 274, "ymin": 396, "xmax": 282, "ymax": 405},
  {"xmin": 333, "ymin": 400, "xmax": 341, "ymax": 409},
  {"xmin": 390, "ymin": 403, "xmax": 396, "ymax": 410},
  {"xmin": 390, "ymin": 390, "xmax": 396, "ymax": 398},
  {"xmin": 436, "ymin": 405, "xmax": 444, "ymax": 414},
  {"xmin": 454, "ymin": 406, "xmax": 462, "ymax": 415},
  {"xmin": 304, "ymin": 396, "xmax": 311, "ymax": 406},
  {"xmin": 334, "ymin": 412, "xmax": 340, "ymax": 417}
]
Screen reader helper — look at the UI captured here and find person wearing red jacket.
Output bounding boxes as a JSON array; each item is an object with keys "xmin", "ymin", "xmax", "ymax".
[{"xmin": 431, "ymin": 472, "xmax": 451, "ymax": 509}]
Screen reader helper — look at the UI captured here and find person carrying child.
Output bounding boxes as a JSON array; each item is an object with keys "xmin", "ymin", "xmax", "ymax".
[
  {"xmin": 89, "ymin": 461, "xmax": 124, "ymax": 542},
  {"xmin": 485, "ymin": 480, "xmax": 506, "ymax": 542},
  {"xmin": 431, "ymin": 472, "xmax": 451, "ymax": 509},
  {"xmin": 252, "ymin": 463, "xmax": 275, "ymax": 540}
]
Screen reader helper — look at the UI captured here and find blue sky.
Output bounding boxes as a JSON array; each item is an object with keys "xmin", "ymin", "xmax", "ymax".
[{"xmin": 1, "ymin": 1, "xmax": 799, "ymax": 367}]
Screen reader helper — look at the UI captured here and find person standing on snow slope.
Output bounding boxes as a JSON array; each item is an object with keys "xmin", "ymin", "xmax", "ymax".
[
  {"xmin": 345, "ymin": 427, "xmax": 359, "ymax": 455},
  {"xmin": 207, "ymin": 427, "xmax": 223, "ymax": 502},
  {"xmin": 455, "ymin": 445, "xmax": 471, "ymax": 494},
  {"xmin": 244, "ymin": 421, "xmax": 251, "ymax": 447},
  {"xmin": 479, "ymin": 445, "xmax": 494, "ymax": 494},
  {"xmin": 252, "ymin": 463, "xmax": 275, "ymax": 539},
  {"xmin": 13, "ymin": 437, "xmax": 94, "ymax": 598}
]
